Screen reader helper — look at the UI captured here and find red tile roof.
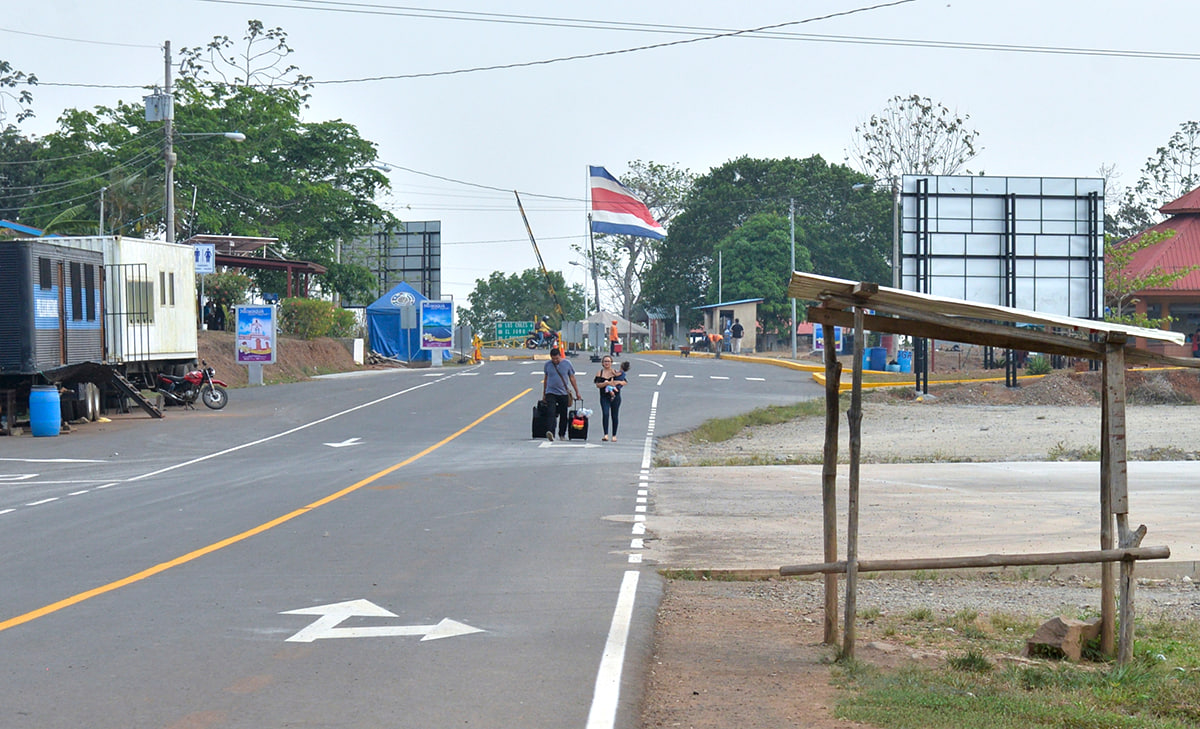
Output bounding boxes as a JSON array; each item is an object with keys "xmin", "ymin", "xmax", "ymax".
[{"xmin": 1122, "ymin": 188, "xmax": 1200, "ymax": 293}]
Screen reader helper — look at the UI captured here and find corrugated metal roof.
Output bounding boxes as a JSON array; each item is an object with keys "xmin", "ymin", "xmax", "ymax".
[
  {"xmin": 1123, "ymin": 189, "xmax": 1200, "ymax": 293},
  {"xmin": 788, "ymin": 271, "xmax": 1184, "ymax": 345}
]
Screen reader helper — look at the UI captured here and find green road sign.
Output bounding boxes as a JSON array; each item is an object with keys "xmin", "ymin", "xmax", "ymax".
[{"xmin": 496, "ymin": 321, "xmax": 533, "ymax": 339}]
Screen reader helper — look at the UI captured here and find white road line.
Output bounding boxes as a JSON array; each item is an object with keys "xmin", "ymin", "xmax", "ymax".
[
  {"xmin": 709, "ymin": 375, "xmax": 730, "ymax": 380},
  {"xmin": 95, "ymin": 482, "xmax": 117, "ymax": 489},
  {"xmin": 585, "ymin": 570, "xmax": 640, "ymax": 729},
  {"xmin": 656, "ymin": 372, "xmax": 666, "ymax": 386},
  {"xmin": 460, "ymin": 372, "xmax": 479, "ymax": 376},
  {"xmin": 631, "ymin": 539, "xmax": 644, "ymax": 549},
  {"xmin": 637, "ymin": 373, "xmax": 657, "ymax": 378},
  {"xmin": 673, "ymin": 374, "xmax": 693, "ymax": 379},
  {"xmin": 634, "ymin": 505, "xmax": 646, "ymax": 513},
  {"xmin": 746, "ymin": 377, "xmax": 766, "ymax": 381},
  {"xmin": 636, "ymin": 497, "xmax": 647, "ymax": 504},
  {"xmin": 627, "ymin": 554, "xmax": 642, "ymax": 563},
  {"xmin": 632, "ymin": 522, "xmax": 645, "ymax": 535},
  {"xmin": 422, "ymin": 372, "xmax": 448, "ymax": 377},
  {"xmin": 68, "ymin": 490, "xmax": 89, "ymax": 496},
  {"xmin": 26, "ymin": 498, "xmax": 58, "ymax": 507},
  {"xmin": 0, "ymin": 509, "xmax": 14, "ymax": 515},
  {"xmin": 495, "ymin": 372, "xmax": 516, "ymax": 376}
]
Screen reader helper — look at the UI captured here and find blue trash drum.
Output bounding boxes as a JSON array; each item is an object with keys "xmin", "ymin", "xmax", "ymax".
[{"xmin": 29, "ymin": 385, "xmax": 60, "ymax": 437}]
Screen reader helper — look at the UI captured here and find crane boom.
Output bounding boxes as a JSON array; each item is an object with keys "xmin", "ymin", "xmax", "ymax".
[{"xmin": 514, "ymin": 191, "xmax": 567, "ymax": 325}]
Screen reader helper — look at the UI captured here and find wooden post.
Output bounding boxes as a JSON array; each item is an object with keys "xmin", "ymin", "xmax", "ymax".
[
  {"xmin": 842, "ymin": 305, "xmax": 865, "ymax": 659},
  {"xmin": 821, "ymin": 328, "xmax": 842, "ymax": 645},
  {"xmin": 1103, "ymin": 336, "xmax": 1138, "ymax": 664},
  {"xmin": 1101, "ymin": 336, "xmax": 1129, "ymax": 659}
]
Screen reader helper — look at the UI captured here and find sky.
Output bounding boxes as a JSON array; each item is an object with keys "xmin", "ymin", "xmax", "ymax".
[{"xmin": 5, "ymin": 0, "xmax": 1200, "ymax": 309}]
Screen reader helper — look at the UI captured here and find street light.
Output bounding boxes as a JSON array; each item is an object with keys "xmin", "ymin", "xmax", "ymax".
[
  {"xmin": 569, "ymin": 260, "xmax": 590, "ymax": 315},
  {"xmin": 164, "ymin": 131, "xmax": 246, "ymax": 243}
]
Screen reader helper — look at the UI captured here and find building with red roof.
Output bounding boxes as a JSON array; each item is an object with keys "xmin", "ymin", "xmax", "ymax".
[{"xmin": 1121, "ymin": 187, "xmax": 1200, "ymax": 356}]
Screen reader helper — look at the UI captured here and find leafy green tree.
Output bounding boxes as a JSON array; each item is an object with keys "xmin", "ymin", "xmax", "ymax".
[
  {"xmin": 1112, "ymin": 121, "xmax": 1200, "ymax": 238},
  {"xmin": 708, "ymin": 213, "xmax": 812, "ymax": 333},
  {"xmin": 642, "ymin": 155, "xmax": 889, "ymax": 324},
  {"xmin": 203, "ymin": 270, "xmax": 253, "ymax": 311},
  {"xmin": 14, "ymin": 22, "xmax": 394, "ymax": 304},
  {"xmin": 848, "ymin": 94, "xmax": 982, "ymax": 180},
  {"xmin": 580, "ymin": 160, "xmax": 693, "ymax": 317},
  {"xmin": 462, "ymin": 268, "xmax": 585, "ymax": 334},
  {"xmin": 1104, "ymin": 229, "xmax": 1196, "ymax": 329},
  {"xmin": 0, "ymin": 126, "xmax": 42, "ymax": 221}
]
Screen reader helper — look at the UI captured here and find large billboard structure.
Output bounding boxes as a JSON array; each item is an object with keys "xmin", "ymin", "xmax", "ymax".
[
  {"xmin": 341, "ymin": 221, "xmax": 442, "ymax": 307},
  {"xmin": 899, "ymin": 175, "xmax": 1104, "ymax": 388}
]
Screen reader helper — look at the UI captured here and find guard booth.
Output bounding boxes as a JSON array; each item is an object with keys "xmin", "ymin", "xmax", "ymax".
[{"xmin": 695, "ymin": 298, "xmax": 762, "ymax": 352}]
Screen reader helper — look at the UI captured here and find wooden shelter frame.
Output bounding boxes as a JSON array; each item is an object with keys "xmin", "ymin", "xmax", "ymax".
[{"xmin": 782, "ymin": 272, "xmax": 1197, "ymax": 664}]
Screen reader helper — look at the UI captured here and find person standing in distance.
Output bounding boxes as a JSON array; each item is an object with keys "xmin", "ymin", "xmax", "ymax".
[
  {"xmin": 731, "ymin": 318, "xmax": 744, "ymax": 354},
  {"xmin": 609, "ymin": 319, "xmax": 620, "ymax": 355},
  {"xmin": 542, "ymin": 347, "xmax": 582, "ymax": 441}
]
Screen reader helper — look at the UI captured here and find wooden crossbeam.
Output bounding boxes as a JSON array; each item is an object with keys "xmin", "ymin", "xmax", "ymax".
[{"xmin": 780, "ymin": 546, "xmax": 1170, "ymax": 577}]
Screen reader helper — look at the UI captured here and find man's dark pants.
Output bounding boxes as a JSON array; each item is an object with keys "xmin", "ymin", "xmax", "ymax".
[{"xmin": 546, "ymin": 392, "xmax": 572, "ymax": 437}]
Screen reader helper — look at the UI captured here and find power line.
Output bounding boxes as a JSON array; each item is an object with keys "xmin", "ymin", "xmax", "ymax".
[{"xmin": 0, "ymin": 26, "xmax": 158, "ymax": 49}]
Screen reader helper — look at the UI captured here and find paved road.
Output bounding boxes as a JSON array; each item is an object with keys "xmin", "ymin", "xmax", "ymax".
[{"xmin": 0, "ymin": 354, "xmax": 819, "ymax": 728}]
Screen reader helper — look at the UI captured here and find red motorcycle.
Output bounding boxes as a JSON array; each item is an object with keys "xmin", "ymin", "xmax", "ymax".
[{"xmin": 155, "ymin": 360, "xmax": 229, "ymax": 410}]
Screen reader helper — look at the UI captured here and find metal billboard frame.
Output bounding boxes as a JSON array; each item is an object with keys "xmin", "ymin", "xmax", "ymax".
[{"xmin": 899, "ymin": 175, "xmax": 1104, "ymax": 388}]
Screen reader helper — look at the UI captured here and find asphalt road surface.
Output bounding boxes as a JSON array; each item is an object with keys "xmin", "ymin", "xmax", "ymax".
[{"xmin": 0, "ymin": 354, "xmax": 820, "ymax": 729}]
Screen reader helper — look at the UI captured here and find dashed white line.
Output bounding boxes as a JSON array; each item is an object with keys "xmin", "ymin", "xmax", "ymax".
[
  {"xmin": 632, "ymin": 522, "xmax": 645, "ymax": 535},
  {"xmin": 709, "ymin": 375, "xmax": 730, "ymax": 380},
  {"xmin": 627, "ymin": 554, "xmax": 643, "ymax": 563},
  {"xmin": 673, "ymin": 374, "xmax": 693, "ymax": 379},
  {"xmin": 460, "ymin": 372, "xmax": 479, "ymax": 376},
  {"xmin": 631, "ymin": 539, "xmax": 644, "ymax": 549},
  {"xmin": 495, "ymin": 371, "xmax": 516, "ymax": 376},
  {"xmin": 68, "ymin": 490, "xmax": 89, "ymax": 496},
  {"xmin": 26, "ymin": 498, "xmax": 58, "ymax": 507},
  {"xmin": 0, "ymin": 508, "xmax": 14, "ymax": 516},
  {"xmin": 746, "ymin": 377, "xmax": 766, "ymax": 381}
]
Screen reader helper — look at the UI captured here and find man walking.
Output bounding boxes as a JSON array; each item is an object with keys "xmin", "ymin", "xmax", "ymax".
[
  {"xmin": 542, "ymin": 347, "xmax": 583, "ymax": 441},
  {"xmin": 731, "ymin": 318, "xmax": 744, "ymax": 354}
]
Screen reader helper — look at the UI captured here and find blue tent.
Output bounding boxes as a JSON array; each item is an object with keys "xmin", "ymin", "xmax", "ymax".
[{"xmin": 366, "ymin": 282, "xmax": 450, "ymax": 362}]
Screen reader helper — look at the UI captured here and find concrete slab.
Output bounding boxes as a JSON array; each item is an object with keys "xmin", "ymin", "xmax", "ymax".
[{"xmin": 647, "ymin": 461, "xmax": 1200, "ymax": 579}]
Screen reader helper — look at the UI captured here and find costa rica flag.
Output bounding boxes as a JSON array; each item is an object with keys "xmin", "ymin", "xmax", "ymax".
[{"xmin": 589, "ymin": 166, "xmax": 666, "ymax": 240}]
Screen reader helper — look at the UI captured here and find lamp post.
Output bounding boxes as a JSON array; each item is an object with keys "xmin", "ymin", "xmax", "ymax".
[
  {"xmin": 569, "ymin": 260, "xmax": 589, "ymax": 315},
  {"xmin": 165, "ymin": 131, "xmax": 246, "ymax": 243}
]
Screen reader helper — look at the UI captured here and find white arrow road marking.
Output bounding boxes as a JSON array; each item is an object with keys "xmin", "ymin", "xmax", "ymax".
[
  {"xmin": 538, "ymin": 441, "xmax": 602, "ymax": 449},
  {"xmin": 323, "ymin": 437, "xmax": 362, "ymax": 448},
  {"xmin": 282, "ymin": 599, "xmax": 484, "ymax": 643}
]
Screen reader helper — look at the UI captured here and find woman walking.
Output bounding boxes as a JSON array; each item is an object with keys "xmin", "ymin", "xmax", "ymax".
[{"xmin": 593, "ymin": 356, "xmax": 628, "ymax": 441}]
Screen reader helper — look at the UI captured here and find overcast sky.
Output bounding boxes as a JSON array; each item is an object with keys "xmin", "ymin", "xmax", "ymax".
[{"xmin": 6, "ymin": 1, "xmax": 1200, "ymax": 307}]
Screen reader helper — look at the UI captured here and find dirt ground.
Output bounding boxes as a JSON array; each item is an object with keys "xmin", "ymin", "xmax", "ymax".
[{"xmin": 196, "ymin": 330, "xmax": 368, "ymax": 387}]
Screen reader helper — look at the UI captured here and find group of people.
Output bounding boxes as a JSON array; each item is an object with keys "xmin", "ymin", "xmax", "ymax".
[
  {"xmin": 541, "ymin": 347, "xmax": 628, "ymax": 442},
  {"xmin": 202, "ymin": 300, "xmax": 225, "ymax": 331}
]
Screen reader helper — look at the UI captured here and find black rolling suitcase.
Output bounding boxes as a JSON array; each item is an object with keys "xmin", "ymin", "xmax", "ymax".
[
  {"xmin": 532, "ymin": 400, "xmax": 553, "ymax": 439},
  {"xmin": 567, "ymin": 408, "xmax": 589, "ymax": 440}
]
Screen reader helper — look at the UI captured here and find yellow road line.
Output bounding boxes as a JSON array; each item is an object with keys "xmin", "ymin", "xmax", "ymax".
[{"xmin": 0, "ymin": 388, "xmax": 532, "ymax": 635}]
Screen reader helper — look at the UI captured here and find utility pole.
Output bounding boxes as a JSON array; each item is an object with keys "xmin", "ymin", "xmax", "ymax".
[
  {"xmin": 790, "ymin": 198, "xmax": 797, "ymax": 359},
  {"xmin": 163, "ymin": 40, "xmax": 175, "ymax": 243}
]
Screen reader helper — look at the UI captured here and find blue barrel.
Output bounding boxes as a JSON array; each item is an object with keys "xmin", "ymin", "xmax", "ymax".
[
  {"xmin": 29, "ymin": 385, "xmax": 60, "ymax": 437},
  {"xmin": 868, "ymin": 346, "xmax": 887, "ymax": 371},
  {"xmin": 898, "ymin": 350, "xmax": 913, "ymax": 373}
]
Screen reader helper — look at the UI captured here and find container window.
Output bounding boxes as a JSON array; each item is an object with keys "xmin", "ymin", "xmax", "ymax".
[
  {"xmin": 70, "ymin": 261, "xmax": 83, "ymax": 321},
  {"xmin": 84, "ymin": 264, "xmax": 97, "ymax": 320},
  {"xmin": 127, "ymin": 280, "xmax": 155, "ymax": 324},
  {"xmin": 169, "ymin": 272, "xmax": 176, "ymax": 305},
  {"xmin": 39, "ymin": 257, "xmax": 52, "ymax": 290},
  {"xmin": 160, "ymin": 271, "xmax": 167, "ymax": 305}
]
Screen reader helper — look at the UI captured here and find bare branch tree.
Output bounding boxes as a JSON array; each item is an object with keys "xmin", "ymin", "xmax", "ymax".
[{"xmin": 848, "ymin": 94, "xmax": 982, "ymax": 181}]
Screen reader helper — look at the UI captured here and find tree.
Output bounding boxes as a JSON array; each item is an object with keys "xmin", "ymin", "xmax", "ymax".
[
  {"xmin": 581, "ymin": 160, "xmax": 693, "ymax": 317},
  {"xmin": 462, "ymin": 268, "xmax": 584, "ymax": 335},
  {"xmin": 0, "ymin": 59, "xmax": 37, "ymax": 126},
  {"xmin": 15, "ymin": 21, "xmax": 392, "ymax": 302},
  {"xmin": 1104, "ymin": 229, "xmax": 1195, "ymax": 329},
  {"xmin": 1112, "ymin": 121, "xmax": 1200, "ymax": 238},
  {"xmin": 642, "ymin": 155, "xmax": 889, "ymax": 324},
  {"xmin": 848, "ymin": 94, "xmax": 982, "ymax": 181},
  {"xmin": 708, "ymin": 213, "xmax": 812, "ymax": 333}
]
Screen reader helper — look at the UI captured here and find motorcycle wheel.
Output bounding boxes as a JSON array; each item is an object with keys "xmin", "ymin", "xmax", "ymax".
[
  {"xmin": 526, "ymin": 337, "xmax": 538, "ymax": 349},
  {"xmin": 201, "ymin": 384, "xmax": 228, "ymax": 410}
]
